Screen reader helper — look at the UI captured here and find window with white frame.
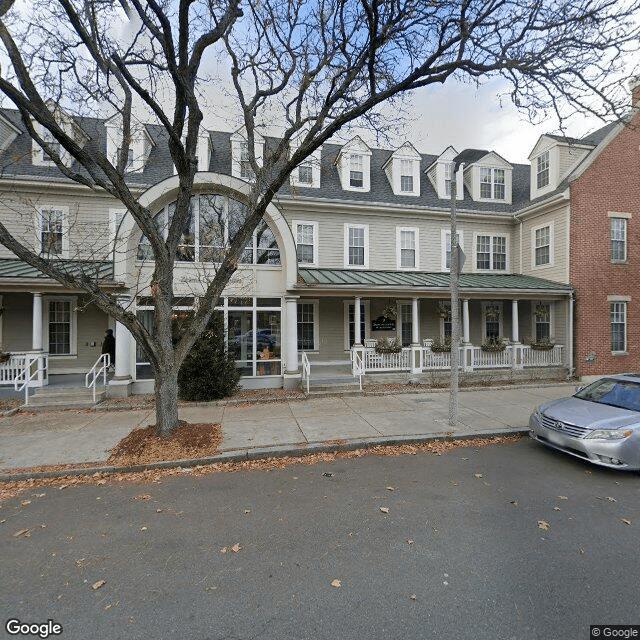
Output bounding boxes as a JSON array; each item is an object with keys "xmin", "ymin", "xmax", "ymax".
[
  {"xmin": 349, "ymin": 155, "xmax": 364, "ymax": 188},
  {"xmin": 345, "ymin": 224, "xmax": 368, "ymax": 268},
  {"xmin": 536, "ymin": 151, "xmax": 550, "ymax": 189},
  {"xmin": 116, "ymin": 146, "xmax": 134, "ymax": 171},
  {"xmin": 110, "ymin": 209, "xmax": 127, "ymax": 248},
  {"xmin": 442, "ymin": 230, "xmax": 464, "ymax": 271},
  {"xmin": 482, "ymin": 302, "xmax": 503, "ymax": 339},
  {"xmin": 610, "ymin": 217, "xmax": 627, "ymax": 262},
  {"xmin": 38, "ymin": 207, "xmax": 67, "ymax": 257},
  {"xmin": 240, "ymin": 142, "xmax": 254, "ymax": 180},
  {"xmin": 444, "ymin": 162, "xmax": 453, "ymax": 197},
  {"xmin": 534, "ymin": 225, "xmax": 551, "ymax": 266},
  {"xmin": 400, "ymin": 159, "xmax": 414, "ymax": 193},
  {"xmin": 298, "ymin": 162, "xmax": 313, "ymax": 185},
  {"xmin": 611, "ymin": 301, "xmax": 627, "ymax": 352},
  {"xmin": 480, "ymin": 167, "xmax": 505, "ymax": 200},
  {"xmin": 476, "ymin": 235, "xmax": 506, "ymax": 270},
  {"xmin": 41, "ymin": 129, "xmax": 61, "ymax": 163},
  {"xmin": 294, "ymin": 221, "xmax": 318, "ymax": 266},
  {"xmin": 398, "ymin": 302, "xmax": 412, "ymax": 346},
  {"xmin": 137, "ymin": 194, "xmax": 280, "ymax": 265},
  {"xmin": 397, "ymin": 227, "xmax": 418, "ymax": 269},
  {"xmin": 46, "ymin": 298, "xmax": 76, "ymax": 355},
  {"xmin": 297, "ymin": 301, "xmax": 318, "ymax": 351},
  {"xmin": 344, "ymin": 300, "xmax": 369, "ymax": 349},
  {"xmin": 534, "ymin": 302, "xmax": 551, "ymax": 341}
]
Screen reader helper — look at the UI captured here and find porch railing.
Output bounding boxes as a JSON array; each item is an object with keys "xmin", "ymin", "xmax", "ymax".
[
  {"xmin": 351, "ymin": 349, "xmax": 365, "ymax": 390},
  {"xmin": 13, "ymin": 353, "xmax": 49, "ymax": 406},
  {"xmin": 86, "ymin": 353, "xmax": 110, "ymax": 403},
  {"xmin": 353, "ymin": 343, "xmax": 564, "ymax": 374},
  {"xmin": 301, "ymin": 352, "xmax": 311, "ymax": 394},
  {"xmin": 1, "ymin": 352, "xmax": 49, "ymax": 386}
]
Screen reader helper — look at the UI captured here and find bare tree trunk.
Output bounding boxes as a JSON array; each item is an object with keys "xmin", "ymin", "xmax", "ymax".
[
  {"xmin": 154, "ymin": 367, "xmax": 180, "ymax": 437},
  {"xmin": 449, "ymin": 175, "xmax": 460, "ymax": 427}
]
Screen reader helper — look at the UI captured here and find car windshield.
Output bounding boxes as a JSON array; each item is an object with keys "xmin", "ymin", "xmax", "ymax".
[{"xmin": 574, "ymin": 378, "xmax": 640, "ymax": 411}]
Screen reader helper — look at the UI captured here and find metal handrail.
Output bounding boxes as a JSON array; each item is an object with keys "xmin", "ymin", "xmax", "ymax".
[
  {"xmin": 351, "ymin": 349, "xmax": 364, "ymax": 391},
  {"xmin": 301, "ymin": 352, "xmax": 311, "ymax": 394},
  {"xmin": 13, "ymin": 354, "xmax": 42, "ymax": 406},
  {"xmin": 86, "ymin": 353, "xmax": 110, "ymax": 403}
]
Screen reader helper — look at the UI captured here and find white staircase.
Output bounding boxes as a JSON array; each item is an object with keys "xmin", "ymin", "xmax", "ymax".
[{"xmin": 24, "ymin": 385, "xmax": 107, "ymax": 410}]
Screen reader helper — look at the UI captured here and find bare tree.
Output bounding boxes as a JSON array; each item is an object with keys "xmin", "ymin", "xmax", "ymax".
[{"xmin": 0, "ymin": 0, "xmax": 637, "ymax": 435}]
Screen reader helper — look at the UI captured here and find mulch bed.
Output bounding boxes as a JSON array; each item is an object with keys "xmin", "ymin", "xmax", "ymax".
[{"xmin": 107, "ymin": 421, "xmax": 223, "ymax": 466}]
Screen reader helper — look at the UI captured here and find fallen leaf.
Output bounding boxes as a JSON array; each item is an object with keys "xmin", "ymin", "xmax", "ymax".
[
  {"xmin": 12, "ymin": 528, "xmax": 30, "ymax": 538},
  {"xmin": 621, "ymin": 518, "xmax": 631, "ymax": 526},
  {"xmin": 474, "ymin": 473, "xmax": 483, "ymax": 478},
  {"xmin": 133, "ymin": 495, "xmax": 151, "ymax": 501},
  {"xmin": 578, "ymin": 548, "xmax": 585, "ymax": 555},
  {"xmin": 244, "ymin": 509, "xmax": 251, "ymax": 514},
  {"xmin": 605, "ymin": 497, "xmax": 617, "ymax": 502},
  {"xmin": 230, "ymin": 543, "xmax": 242, "ymax": 553},
  {"xmin": 379, "ymin": 507, "xmax": 390, "ymax": 514},
  {"xmin": 21, "ymin": 500, "xmax": 31, "ymax": 506},
  {"xmin": 557, "ymin": 496, "xmax": 568, "ymax": 500},
  {"xmin": 409, "ymin": 594, "xmax": 417, "ymax": 601},
  {"xmin": 553, "ymin": 507, "xmax": 561, "ymax": 511},
  {"xmin": 386, "ymin": 487, "xmax": 395, "ymax": 491},
  {"xmin": 331, "ymin": 579, "xmax": 341, "ymax": 588},
  {"xmin": 92, "ymin": 580, "xmax": 106, "ymax": 590},
  {"xmin": 537, "ymin": 520, "xmax": 550, "ymax": 531},
  {"xmin": 510, "ymin": 500, "xmax": 518, "ymax": 507},
  {"xmin": 140, "ymin": 527, "xmax": 148, "ymax": 532},
  {"xmin": 406, "ymin": 539, "xmax": 414, "ymax": 545}
]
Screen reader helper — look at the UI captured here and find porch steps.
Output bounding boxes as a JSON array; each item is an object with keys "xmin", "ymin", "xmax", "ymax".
[
  {"xmin": 22, "ymin": 386, "xmax": 106, "ymax": 410},
  {"xmin": 305, "ymin": 375, "xmax": 363, "ymax": 396}
]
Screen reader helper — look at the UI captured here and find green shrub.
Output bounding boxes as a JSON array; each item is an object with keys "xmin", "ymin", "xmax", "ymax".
[{"xmin": 177, "ymin": 313, "xmax": 241, "ymax": 401}]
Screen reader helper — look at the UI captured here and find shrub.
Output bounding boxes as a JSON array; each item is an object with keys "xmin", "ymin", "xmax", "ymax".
[
  {"xmin": 374, "ymin": 337, "xmax": 403, "ymax": 353},
  {"xmin": 429, "ymin": 336, "xmax": 451, "ymax": 352},
  {"xmin": 177, "ymin": 313, "xmax": 241, "ymax": 401},
  {"xmin": 481, "ymin": 336, "xmax": 506, "ymax": 352}
]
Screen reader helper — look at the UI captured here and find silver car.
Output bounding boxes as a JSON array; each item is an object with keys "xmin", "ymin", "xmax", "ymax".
[{"xmin": 529, "ymin": 374, "xmax": 640, "ymax": 470}]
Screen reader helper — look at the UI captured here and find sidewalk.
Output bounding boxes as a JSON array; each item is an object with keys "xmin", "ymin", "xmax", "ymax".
[{"xmin": 0, "ymin": 383, "xmax": 574, "ymax": 478}]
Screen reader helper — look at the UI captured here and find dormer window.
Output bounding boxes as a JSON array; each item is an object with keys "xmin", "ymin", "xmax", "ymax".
[
  {"xmin": 41, "ymin": 129, "xmax": 61, "ymax": 163},
  {"xmin": 480, "ymin": 168, "xmax": 505, "ymax": 200},
  {"xmin": 298, "ymin": 162, "xmax": 313, "ymax": 184},
  {"xmin": 117, "ymin": 147, "xmax": 134, "ymax": 171},
  {"xmin": 350, "ymin": 155, "xmax": 364, "ymax": 188},
  {"xmin": 444, "ymin": 162, "xmax": 453, "ymax": 197},
  {"xmin": 240, "ymin": 142, "xmax": 253, "ymax": 180},
  {"xmin": 400, "ymin": 159, "xmax": 414, "ymax": 192},
  {"xmin": 537, "ymin": 151, "xmax": 550, "ymax": 188},
  {"xmin": 335, "ymin": 136, "xmax": 371, "ymax": 192}
]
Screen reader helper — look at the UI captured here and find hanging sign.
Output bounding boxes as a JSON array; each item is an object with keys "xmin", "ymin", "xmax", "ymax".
[{"xmin": 372, "ymin": 315, "xmax": 396, "ymax": 331}]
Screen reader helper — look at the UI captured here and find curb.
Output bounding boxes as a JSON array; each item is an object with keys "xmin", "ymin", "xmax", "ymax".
[{"xmin": 0, "ymin": 428, "xmax": 529, "ymax": 482}]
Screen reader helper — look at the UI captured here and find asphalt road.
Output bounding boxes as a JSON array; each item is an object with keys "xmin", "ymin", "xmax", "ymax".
[{"xmin": 2, "ymin": 438, "xmax": 639, "ymax": 640}]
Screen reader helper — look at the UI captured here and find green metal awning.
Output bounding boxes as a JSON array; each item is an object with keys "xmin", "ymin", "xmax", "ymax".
[
  {"xmin": 0, "ymin": 258, "xmax": 115, "ymax": 282},
  {"xmin": 297, "ymin": 268, "xmax": 571, "ymax": 295}
]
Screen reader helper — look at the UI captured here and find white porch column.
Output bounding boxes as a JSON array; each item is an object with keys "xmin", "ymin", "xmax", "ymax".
[
  {"xmin": 110, "ymin": 296, "xmax": 134, "ymax": 397},
  {"xmin": 32, "ymin": 293, "xmax": 43, "ymax": 351},
  {"xmin": 354, "ymin": 296, "xmax": 362, "ymax": 345},
  {"xmin": 411, "ymin": 297, "xmax": 420, "ymax": 345},
  {"xmin": 511, "ymin": 299, "xmax": 520, "ymax": 343},
  {"xmin": 462, "ymin": 298, "xmax": 470, "ymax": 344},
  {"xmin": 283, "ymin": 295, "xmax": 300, "ymax": 388}
]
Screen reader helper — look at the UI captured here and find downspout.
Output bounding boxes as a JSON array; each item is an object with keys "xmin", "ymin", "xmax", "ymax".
[{"xmin": 568, "ymin": 290, "xmax": 575, "ymax": 379}]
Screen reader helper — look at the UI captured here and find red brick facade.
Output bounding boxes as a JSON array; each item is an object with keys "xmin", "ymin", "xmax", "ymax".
[{"xmin": 570, "ymin": 99, "xmax": 640, "ymax": 378}]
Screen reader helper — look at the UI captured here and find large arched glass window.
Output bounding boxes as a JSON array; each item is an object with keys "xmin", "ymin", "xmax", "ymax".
[{"xmin": 137, "ymin": 194, "xmax": 280, "ymax": 265}]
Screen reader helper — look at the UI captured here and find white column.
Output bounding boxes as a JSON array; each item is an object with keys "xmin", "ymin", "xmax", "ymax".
[
  {"xmin": 114, "ymin": 302, "xmax": 133, "ymax": 379},
  {"xmin": 511, "ymin": 299, "xmax": 520, "ymax": 343},
  {"xmin": 354, "ymin": 296, "xmax": 362, "ymax": 345},
  {"xmin": 32, "ymin": 293, "xmax": 43, "ymax": 351},
  {"xmin": 284, "ymin": 296, "xmax": 299, "ymax": 376},
  {"xmin": 411, "ymin": 297, "xmax": 420, "ymax": 345},
  {"xmin": 462, "ymin": 298, "xmax": 470, "ymax": 344}
]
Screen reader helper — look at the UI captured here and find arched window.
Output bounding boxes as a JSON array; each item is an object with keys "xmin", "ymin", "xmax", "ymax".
[{"xmin": 137, "ymin": 194, "xmax": 280, "ymax": 265}]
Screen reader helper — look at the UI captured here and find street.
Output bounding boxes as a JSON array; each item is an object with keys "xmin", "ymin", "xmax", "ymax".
[{"xmin": 2, "ymin": 437, "xmax": 639, "ymax": 640}]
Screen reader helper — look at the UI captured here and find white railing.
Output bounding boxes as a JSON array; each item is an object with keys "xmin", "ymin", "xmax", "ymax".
[
  {"xmin": 86, "ymin": 353, "xmax": 110, "ymax": 403},
  {"xmin": 301, "ymin": 352, "xmax": 311, "ymax": 394},
  {"xmin": 363, "ymin": 348, "xmax": 411, "ymax": 372},
  {"xmin": 422, "ymin": 347, "xmax": 468, "ymax": 370},
  {"xmin": 1, "ymin": 352, "xmax": 48, "ymax": 386},
  {"xmin": 520, "ymin": 344, "xmax": 564, "ymax": 367},
  {"xmin": 471, "ymin": 346, "xmax": 513, "ymax": 369},
  {"xmin": 13, "ymin": 353, "xmax": 48, "ymax": 406},
  {"xmin": 351, "ymin": 349, "xmax": 364, "ymax": 391}
]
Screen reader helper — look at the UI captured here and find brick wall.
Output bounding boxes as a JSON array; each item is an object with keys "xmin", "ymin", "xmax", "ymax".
[{"xmin": 570, "ymin": 107, "xmax": 640, "ymax": 377}]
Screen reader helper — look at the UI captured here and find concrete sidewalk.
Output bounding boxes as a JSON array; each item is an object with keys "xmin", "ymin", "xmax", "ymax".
[{"xmin": 0, "ymin": 384, "xmax": 575, "ymax": 476}]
